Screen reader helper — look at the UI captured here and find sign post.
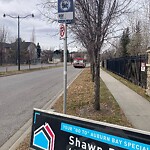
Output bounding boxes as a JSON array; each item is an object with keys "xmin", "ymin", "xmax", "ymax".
[
  {"xmin": 58, "ymin": 0, "xmax": 75, "ymax": 114},
  {"xmin": 63, "ymin": 23, "xmax": 67, "ymax": 114},
  {"xmin": 30, "ymin": 109, "xmax": 150, "ymax": 150}
]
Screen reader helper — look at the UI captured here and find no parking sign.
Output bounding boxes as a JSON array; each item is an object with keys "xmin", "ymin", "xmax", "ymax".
[{"xmin": 60, "ymin": 24, "xmax": 66, "ymax": 39}]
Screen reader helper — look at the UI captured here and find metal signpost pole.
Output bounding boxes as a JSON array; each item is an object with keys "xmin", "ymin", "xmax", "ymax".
[
  {"xmin": 63, "ymin": 23, "xmax": 67, "ymax": 114},
  {"xmin": 18, "ymin": 16, "xmax": 20, "ymax": 71},
  {"xmin": 58, "ymin": 0, "xmax": 74, "ymax": 114}
]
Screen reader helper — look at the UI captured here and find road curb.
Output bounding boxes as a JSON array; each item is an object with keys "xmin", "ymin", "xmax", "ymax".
[{"xmin": 0, "ymin": 69, "xmax": 83, "ymax": 150}]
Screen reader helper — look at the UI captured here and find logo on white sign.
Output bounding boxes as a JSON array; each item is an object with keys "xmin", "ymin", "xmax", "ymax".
[{"xmin": 60, "ymin": 0, "xmax": 71, "ymax": 11}]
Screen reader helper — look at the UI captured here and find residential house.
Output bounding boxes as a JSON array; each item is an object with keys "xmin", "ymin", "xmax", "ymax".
[
  {"xmin": 52, "ymin": 50, "xmax": 63, "ymax": 63},
  {"xmin": 20, "ymin": 41, "xmax": 37, "ymax": 64},
  {"xmin": 0, "ymin": 42, "xmax": 11, "ymax": 65},
  {"xmin": 0, "ymin": 39, "xmax": 37, "ymax": 65}
]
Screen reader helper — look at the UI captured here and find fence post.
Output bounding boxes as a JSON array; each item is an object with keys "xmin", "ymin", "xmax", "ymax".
[{"xmin": 146, "ymin": 49, "xmax": 150, "ymax": 96}]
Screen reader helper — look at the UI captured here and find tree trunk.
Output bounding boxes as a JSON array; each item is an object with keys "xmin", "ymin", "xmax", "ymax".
[
  {"xmin": 0, "ymin": 49, "xmax": 2, "ymax": 66},
  {"xmin": 90, "ymin": 62, "xmax": 95, "ymax": 82},
  {"xmin": 93, "ymin": 51, "xmax": 100, "ymax": 110}
]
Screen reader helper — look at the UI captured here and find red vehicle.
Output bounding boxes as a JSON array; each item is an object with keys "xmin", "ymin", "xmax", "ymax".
[{"xmin": 73, "ymin": 57, "xmax": 86, "ymax": 68}]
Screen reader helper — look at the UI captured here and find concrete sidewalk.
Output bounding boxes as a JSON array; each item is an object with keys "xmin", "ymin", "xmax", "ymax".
[{"xmin": 100, "ymin": 69, "xmax": 150, "ymax": 132}]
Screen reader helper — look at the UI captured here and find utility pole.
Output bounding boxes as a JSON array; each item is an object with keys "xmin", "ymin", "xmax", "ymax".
[{"xmin": 3, "ymin": 14, "xmax": 34, "ymax": 71}]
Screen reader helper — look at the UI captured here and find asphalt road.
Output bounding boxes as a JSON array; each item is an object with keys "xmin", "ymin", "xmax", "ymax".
[{"xmin": 0, "ymin": 66, "xmax": 82, "ymax": 147}]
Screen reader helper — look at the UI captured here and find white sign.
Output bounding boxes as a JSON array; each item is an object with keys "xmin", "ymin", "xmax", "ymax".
[
  {"xmin": 141, "ymin": 62, "xmax": 146, "ymax": 72},
  {"xmin": 58, "ymin": 12, "xmax": 74, "ymax": 21},
  {"xmin": 58, "ymin": 0, "xmax": 74, "ymax": 24}
]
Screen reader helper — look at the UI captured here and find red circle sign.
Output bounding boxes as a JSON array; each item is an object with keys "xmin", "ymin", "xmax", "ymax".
[{"xmin": 60, "ymin": 24, "xmax": 65, "ymax": 38}]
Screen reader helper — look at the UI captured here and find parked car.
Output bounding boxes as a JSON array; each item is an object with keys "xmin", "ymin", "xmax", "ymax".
[{"xmin": 73, "ymin": 57, "xmax": 86, "ymax": 68}]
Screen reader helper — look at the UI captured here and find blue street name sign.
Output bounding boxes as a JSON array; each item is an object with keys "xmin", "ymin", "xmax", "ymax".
[
  {"xmin": 30, "ymin": 109, "xmax": 150, "ymax": 150},
  {"xmin": 58, "ymin": 0, "xmax": 75, "ymax": 24}
]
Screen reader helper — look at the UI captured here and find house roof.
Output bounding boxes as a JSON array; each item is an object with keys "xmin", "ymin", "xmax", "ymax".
[
  {"xmin": 0, "ymin": 42, "xmax": 11, "ymax": 49},
  {"xmin": 2, "ymin": 41, "xmax": 36, "ymax": 51},
  {"xmin": 20, "ymin": 42, "xmax": 36, "ymax": 51}
]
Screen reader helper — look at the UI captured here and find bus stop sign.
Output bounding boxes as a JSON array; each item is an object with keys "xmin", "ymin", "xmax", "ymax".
[{"xmin": 58, "ymin": 0, "xmax": 75, "ymax": 24}]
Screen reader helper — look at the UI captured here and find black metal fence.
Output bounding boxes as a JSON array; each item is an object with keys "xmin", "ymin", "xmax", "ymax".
[{"xmin": 103, "ymin": 55, "xmax": 148, "ymax": 88}]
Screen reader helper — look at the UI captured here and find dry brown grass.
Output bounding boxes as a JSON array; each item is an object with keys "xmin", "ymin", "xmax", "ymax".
[{"xmin": 53, "ymin": 68, "xmax": 132, "ymax": 127}]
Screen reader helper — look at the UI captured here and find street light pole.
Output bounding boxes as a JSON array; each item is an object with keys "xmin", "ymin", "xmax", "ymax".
[
  {"xmin": 3, "ymin": 14, "xmax": 34, "ymax": 71},
  {"xmin": 18, "ymin": 16, "xmax": 20, "ymax": 71}
]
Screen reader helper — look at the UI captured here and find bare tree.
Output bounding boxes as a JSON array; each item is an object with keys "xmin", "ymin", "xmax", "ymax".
[
  {"xmin": 29, "ymin": 27, "xmax": 37, "ymax": 64},
  {"xmin": 0, "ymin": 26, "xmax": 8, "ymax": 65},
  {"xmin": 122, "ymin": 0, "xmax": 150, "ymax": 54},
  {"xmin": 70, "ymin": 0, "xmax": 132, "ymax": 110},
  {"xmin": 140, "ymin": 0, "xmax": 150, "ymax": 49},
  {"xmin": 40, "ymin": 0, "xmax": 132, "ymax": 110},
  {"xmin": 31, "ymin": 27, "xmax": 36, "ymax": 44},
  {"xmin": 127, "ymin": 21, "xmax": 143, "ymax": 55}
]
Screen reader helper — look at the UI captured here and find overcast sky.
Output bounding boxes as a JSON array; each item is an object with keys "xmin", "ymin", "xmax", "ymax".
[{"xmin": 0, "ymin": 0, "xmax": 63, "ymax": 50}]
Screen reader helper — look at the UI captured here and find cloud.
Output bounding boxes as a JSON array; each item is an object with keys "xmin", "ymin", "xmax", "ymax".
[
  {"xmin": 0, "ymin": 0, "xmax": 60, "ymax": 49},
  {"xmin": 0, "ymin": 0, "xmax": 15, "ymax": 3}
]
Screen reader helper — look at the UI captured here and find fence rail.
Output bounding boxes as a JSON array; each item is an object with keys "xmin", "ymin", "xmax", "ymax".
[{"xmin": 103, "ymin": 55, "xmax": 148, "ymax": 88}]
